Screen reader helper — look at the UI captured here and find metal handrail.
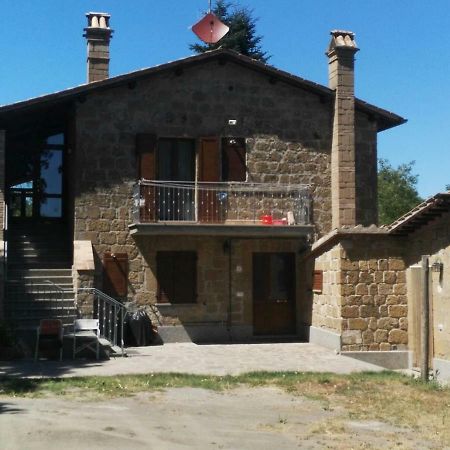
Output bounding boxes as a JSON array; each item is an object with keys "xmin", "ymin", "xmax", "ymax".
[
  {"xmin": 134, "ymin": 180, "xmax": 312, "ymax": 225},
  {"xmin": 77, "ymin": 287, "xmax": 126, "ymax": 357}
]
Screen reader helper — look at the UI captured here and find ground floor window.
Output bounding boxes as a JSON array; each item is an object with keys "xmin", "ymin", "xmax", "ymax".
[{"xmin": 157, "ymin": 251, "xmax": 197, "ymax": 304}]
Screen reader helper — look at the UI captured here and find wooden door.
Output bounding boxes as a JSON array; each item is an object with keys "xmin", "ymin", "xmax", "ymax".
[{"xmin": 253, "ymin": 253, "xmax": 296, "ymax": 335}]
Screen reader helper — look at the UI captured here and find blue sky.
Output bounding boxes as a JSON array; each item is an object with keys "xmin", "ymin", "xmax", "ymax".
[{"xmin": 0, "ymin": 0, "xmax": 448, "ymax": 197}]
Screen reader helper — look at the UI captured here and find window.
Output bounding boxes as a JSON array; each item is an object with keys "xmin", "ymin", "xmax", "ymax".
[
  {"xmin": 157, "ymin": 251, "xmax": 197, "ymax": 304},
  {"xmin": 222, "ymin": 138, "xmax": 246, "ymax": 181},
  {"xmin": 158, "ymin": 139, "xmax": 195, "ymax": 181}
]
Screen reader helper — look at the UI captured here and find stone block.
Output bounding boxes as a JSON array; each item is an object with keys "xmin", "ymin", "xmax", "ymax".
[
  {"xmin": 378, "ymin": 259, "xmax": 388, "ymax": 270},
  {"xmin": 368, "ymin": 317, "xmax": 377, "ymax": 331},
  {"xmin": 375, "ymin": 329, "xmax": 388, "ymax": 343},
  {"xmin": 348, "ymin": 318, "xmax": 368, "ymax": 330},
  {"xmin": 362, "ymin": 295, "xmax": 374, "ymax": 305},
  {"xmin": 377, "ymin": 317, "xmax": 397, "ymax": 330},
  {"xmin": 379, "ymin": 343, "xmax": 391, "ymax": 351},
  {"xmin": 360, "ymin": 305, "xmax": 378, "ymax": 318},
  {"xmin": 355, "ymin": 283, "xmax": 368, "ymax": 295},
  {"xmin": 399, "ymin": 317, "xmax": 408, "ymax": 331},
  {"xmin": 346, "ymin": 271, "xmax": 359, "ymax": 284},
  {"xmin": 341, "ymin": 284, "xmax": 355, "ymax": 296},
  {"xmin": 388, "ymin": 329, "xmax": 408, "ymax": 345},
  {"xmin": 378, "ymin": 283, "xmax": 393, "ymax": 295},
  {"xmin": 388, "ymin": 258, "xmax": 405, "ymax": 271},
  {"xmin": 388, "ymin": 305, "xmax": 407, "ymax": 318},
  {"xmin": 362, "ymin": 329, "xmax": 374, "ymax": 344},
  {"xmin": 342, "ymin": 330, "xmax": 362, "ymax": 345},
  {"xmin": 342, "ymin": 305, "xmax": 359, "ymax": 318},
  {"xmin": 374, "ymin": 295, "xmax": 386, "ymax": 306},
  {"xmin": 359, "ymin": 271, "xmax": 373, "ymax": 283},
  {"xmin": 396, "ymin": 271, "xmax": 406, "ymax": 283},
  {"xmin": 393, "ymin": 283, "xmax": 407, "ymax": 295},
  {"xmin": 368, "ymin": 283, "xmax": 378, "ymax": 295},
  {"xmin": 383, "ymin": 271, "xmax": 396, "ymax": 284},
  {"xmin": 386, "ymin": 295, "xmax": 400, "ymax": 305}
]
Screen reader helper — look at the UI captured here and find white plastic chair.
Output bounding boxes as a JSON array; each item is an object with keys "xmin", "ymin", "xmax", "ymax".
[{"xmin": 72, "ymin": 319, "xmax": 100, "ymax": 360}]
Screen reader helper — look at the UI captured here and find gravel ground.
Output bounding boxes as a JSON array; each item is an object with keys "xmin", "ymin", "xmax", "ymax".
[{"xmin": 0, "ymin": 387, "xmax": 433, "ymax": 450}]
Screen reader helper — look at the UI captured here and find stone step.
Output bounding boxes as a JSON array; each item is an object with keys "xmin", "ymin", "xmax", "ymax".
[
  {"xmin": 8, "ymin": 268, "xmax": 72, "ymax": 277},
  {"xmin": 8, "ymin": 275, "xmax": 73, "ymax": 284}
]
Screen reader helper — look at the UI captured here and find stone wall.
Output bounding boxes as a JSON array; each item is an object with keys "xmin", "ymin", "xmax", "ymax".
[
  {"xmin": 312, "ymin": 244, "xmax": 343, "ymax": 333},
  {"xmin": 131, "ymin": 236, "xmax": 307, "ymax": 332},
  {"xmin": 313, "ymin": 234, "xmax": 408, "ymax": 351}
]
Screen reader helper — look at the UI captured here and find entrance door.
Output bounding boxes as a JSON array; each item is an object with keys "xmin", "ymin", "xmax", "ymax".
[{"xmin": 253, "ymin": 252, "xmax": 296, "ymax": 335}]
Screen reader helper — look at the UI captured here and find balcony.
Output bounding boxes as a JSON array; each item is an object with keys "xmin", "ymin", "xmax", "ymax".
[{"xmin": 129, "ymin": 180, "xmax": 313, "ymax": 237}]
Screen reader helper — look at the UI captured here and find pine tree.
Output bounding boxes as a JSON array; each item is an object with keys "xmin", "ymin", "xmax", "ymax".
[{"xmin": 190, "ymin": 0, "xmax": 270, "ymax": 63}]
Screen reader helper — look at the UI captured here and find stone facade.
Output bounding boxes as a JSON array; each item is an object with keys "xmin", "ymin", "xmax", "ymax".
[
  {"xmin": 313, "ymin": 234, "xmax": 408, "ymax": 351},
  {"xmin": 70, "ymin": 58, "xmax": 380, "ymax": 333}
]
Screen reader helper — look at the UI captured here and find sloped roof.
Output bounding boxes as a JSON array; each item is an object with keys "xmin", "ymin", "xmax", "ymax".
[
  {"xmin": 0, "ymin": 49, "xmax": 405, "ymax": 131},
  {"xmin": 387, "ymin": 192, "xmax": 450, "ymax": 236}
]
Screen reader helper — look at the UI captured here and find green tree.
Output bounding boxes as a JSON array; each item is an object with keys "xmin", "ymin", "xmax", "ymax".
[
  {"xmin": 190, "ymin": 0, "xmax": 270, "ymax": 63},
  {"xmin": 378, "ymin": 159, "xmax": 423, "ymax": 225}
]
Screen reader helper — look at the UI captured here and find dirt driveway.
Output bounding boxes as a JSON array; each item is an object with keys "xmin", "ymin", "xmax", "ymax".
[{"xmin": 0, "ymin": 387, "xmax": 433, "ymax": 450}]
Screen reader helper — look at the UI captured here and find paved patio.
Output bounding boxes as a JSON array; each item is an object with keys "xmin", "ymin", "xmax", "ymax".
[{"xmin": 0, "ymin": 342, "xmax": 385, "ymax": 378}]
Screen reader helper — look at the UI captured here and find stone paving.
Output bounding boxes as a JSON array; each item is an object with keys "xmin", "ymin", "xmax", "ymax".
[{"xmin": 0, "ymin": 342, "xmax": 384, "ymax": 378}]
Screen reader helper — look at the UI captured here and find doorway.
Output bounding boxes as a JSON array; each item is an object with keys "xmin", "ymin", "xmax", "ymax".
[{"xmin": 252, "ymin": 252, "xmax": 296, "ymax": 335}]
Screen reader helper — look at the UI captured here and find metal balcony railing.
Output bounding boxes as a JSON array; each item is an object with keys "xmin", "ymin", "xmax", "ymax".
[{"xmin": 133, "ymin": 180, "xmax": 311, "ymax": 226}]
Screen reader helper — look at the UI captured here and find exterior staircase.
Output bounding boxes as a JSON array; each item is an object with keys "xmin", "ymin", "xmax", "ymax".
[{"xmin": 4, "ymin": 222, "xmax": 77, "ymax": 329}]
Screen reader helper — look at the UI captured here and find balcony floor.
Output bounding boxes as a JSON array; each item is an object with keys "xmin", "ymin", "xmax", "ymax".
[{"xmin": 129, "ymin": 222, "xmax": 314, "ymax": 238}]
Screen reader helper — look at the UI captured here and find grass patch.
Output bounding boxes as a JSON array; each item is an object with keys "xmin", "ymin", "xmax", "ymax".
[{"xmin": 1, "ymin": 370, "xmax": 450, "ymax": 445}]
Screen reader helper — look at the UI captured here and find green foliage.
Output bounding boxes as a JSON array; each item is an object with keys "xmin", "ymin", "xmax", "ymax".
[
  {"xmin": 190, "ymin": 0, "xmax": 269, "ymax": 63},
  {"xmin": 378, "ymin": 159, "xmax": 422, "ymax": 225}
]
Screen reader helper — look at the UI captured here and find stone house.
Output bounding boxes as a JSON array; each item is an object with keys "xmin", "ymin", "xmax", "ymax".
[{"xmin": 0, "ymin": 13, "xmax": 410, "ymax": 352}]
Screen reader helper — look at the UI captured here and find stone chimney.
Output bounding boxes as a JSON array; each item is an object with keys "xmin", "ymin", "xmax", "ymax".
[
  {"xmin": 83, "ymin": 12, "xmax": 113, "ymax": 83},
  {"xmin": 327, "ymin": 30, "xmax": 359, "ymax": 229}
]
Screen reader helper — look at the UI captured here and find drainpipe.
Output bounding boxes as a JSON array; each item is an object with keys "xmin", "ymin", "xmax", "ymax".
[{"xmin": 421, "ymin": 255, "xmax": 430, "ymax": 382}]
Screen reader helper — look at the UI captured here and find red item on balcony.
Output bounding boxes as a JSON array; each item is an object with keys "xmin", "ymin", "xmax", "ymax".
[
  {"xmin": 273, "ymin": 218, "xmax": 288, "ymax": 226},
  {"xmin": 260, "ymin": 215, "xmax": 273, "ymax": 225}
]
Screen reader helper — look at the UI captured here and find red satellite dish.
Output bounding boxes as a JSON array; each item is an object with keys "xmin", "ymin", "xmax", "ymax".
[{"xmin": 192, "ymin": 12, "xmax": 229, "ymax": 44}]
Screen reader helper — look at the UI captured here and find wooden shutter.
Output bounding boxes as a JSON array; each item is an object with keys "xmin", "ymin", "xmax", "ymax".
[
  {"xmin": 103, "ymin": 253, "xmax": 129, "ymax": 298},
  {"xmin": 198, "ymin": 137, "xmax": 221, "ymax": 223},
  {"xmin": 157, "ymin": 252, "xmax": 197, "ymax": 304},
  {"xmin": 313, "ymin": 270, "xmax": 323, "ymax": 293},
  {"xmin": 222, "ymin": 138, "xmax": 246, "ymax": 181},
  {"xmin": 199, "ymin": 137, "xmax": 220, "ymax": 182},
  {"xmin": 136, "ymin": 133, "xmax": 157, "ymax": 180}
]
